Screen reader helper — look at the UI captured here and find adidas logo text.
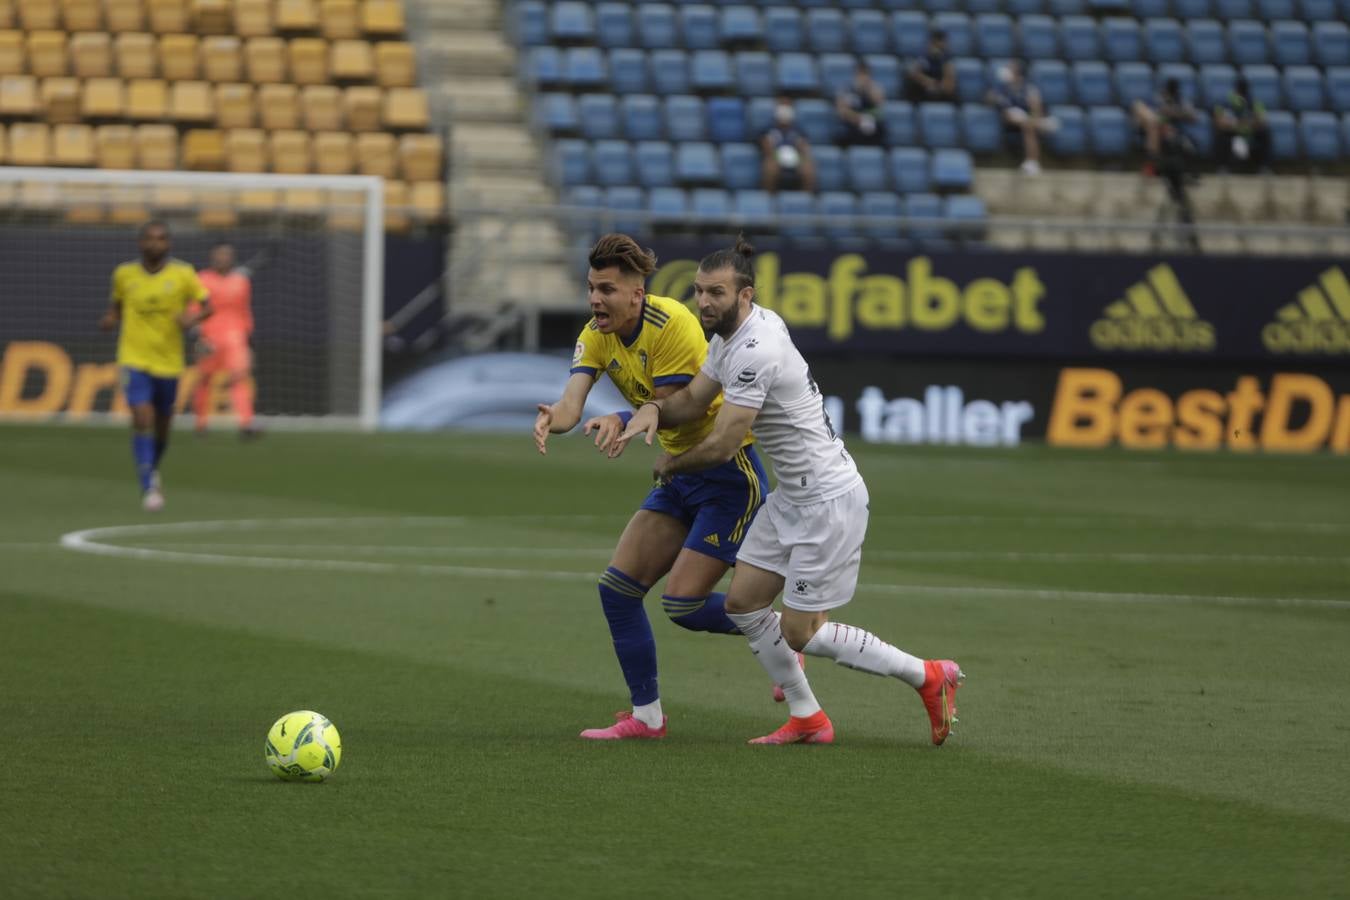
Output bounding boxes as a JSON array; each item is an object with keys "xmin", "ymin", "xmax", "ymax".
[
  {"xmin": 1262, "ymin": 267, "xmax": 1350, "ymax": 355},
  {"xmin": 1089, "ymin": 264, "xmax": 1214, "ymax": 352}
]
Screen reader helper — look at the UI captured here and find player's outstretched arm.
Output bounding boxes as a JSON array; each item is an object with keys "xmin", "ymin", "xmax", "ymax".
[
  {"xmin": 611, "ymin": 372, "xmax": 721, "ymax": 454},
  {"xmin": 99, "ymin": 301, "xmax": 121, "ymax": 332},
  {"xmin": 534, "ymin": 372, "xmax": 594, "ymax": 455},
  {"xmin": 657, "ymin": 401, "xmax": 758, "ymax": 478}
]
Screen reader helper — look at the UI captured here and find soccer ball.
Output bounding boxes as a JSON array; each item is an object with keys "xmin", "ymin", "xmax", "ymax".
[{"xmin": 265, "ymin": 710, "xmax": 342, "ymax": 782}]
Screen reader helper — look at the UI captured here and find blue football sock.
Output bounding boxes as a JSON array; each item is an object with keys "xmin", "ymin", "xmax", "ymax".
[
  {"xmin": 662, "ymin": 591, "xmax": 740, "ymax": 635},
  {"xmin": 598, "ymin": 566, "xmax": 658, "ymax": 706},
  {"xmin": 132, "ymin": 433, "xmax": 155, "ymax": 492}
]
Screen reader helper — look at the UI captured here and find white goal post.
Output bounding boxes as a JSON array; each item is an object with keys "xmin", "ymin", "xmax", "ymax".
[{"xmin": 0, "ymin": 167, "xmax": 384, "ymax": 430}]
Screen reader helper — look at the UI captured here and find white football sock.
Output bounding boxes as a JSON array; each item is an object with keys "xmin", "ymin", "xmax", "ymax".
[
  {"xmin": 727, "ymin": 608, "xmax": 822, "ymax": 718},
  {"xmin": 802, "ymin": 621, "xmax": 926, "ymax": 688},
  {"xmin": 632, "ymin": 699, "xmax": 664, "ymax": 729}
]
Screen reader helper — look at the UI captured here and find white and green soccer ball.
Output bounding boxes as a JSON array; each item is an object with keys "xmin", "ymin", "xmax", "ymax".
[{"xmin": 265, "ymin": 710, "xmax": 342, "ymax": 782}]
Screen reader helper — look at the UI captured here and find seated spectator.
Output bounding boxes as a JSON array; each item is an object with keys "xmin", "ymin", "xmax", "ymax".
[
  {"xmin": 1213, "ymin": 77, "xmax": 1270, "ymax": 172},
  {"xmin": 760, "ymin": 96, "xmax": 816, "ymax": 192},
  {"xmin": 988, "ymin": 60, "xmax": 1056, "ymax": 175},
  {"xmin": 904, "ymin": 30, "xmax": 955, "ymax": 103},
  {"xmin": 1133, "ymin": 78, "xmax": 1197, "ymax": 166},
  {"xmin": 836, "ymin": 61, "xmax": 887, "ymax": 146}
]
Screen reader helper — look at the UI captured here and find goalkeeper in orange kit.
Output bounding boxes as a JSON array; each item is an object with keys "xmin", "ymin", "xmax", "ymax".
[{"xmin": 192, "ymin": 242, "xmax": 260, "ymax": 438}]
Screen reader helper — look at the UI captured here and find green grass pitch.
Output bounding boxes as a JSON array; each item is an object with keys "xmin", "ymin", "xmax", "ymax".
[{"xmin": 1, "ymin": 424, "xmax": 1348, "ymax": 898}]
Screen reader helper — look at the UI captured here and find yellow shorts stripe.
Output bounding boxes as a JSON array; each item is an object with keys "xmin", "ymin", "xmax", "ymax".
[{"xmin": 729, "ymin": 448, "xmax": 761, "ymax": 543}]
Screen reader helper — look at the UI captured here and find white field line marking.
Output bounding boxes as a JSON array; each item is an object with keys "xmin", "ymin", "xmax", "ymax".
[{"xmin": 57, "ymin": 519, "xmax": 1350, "ymax": 611}]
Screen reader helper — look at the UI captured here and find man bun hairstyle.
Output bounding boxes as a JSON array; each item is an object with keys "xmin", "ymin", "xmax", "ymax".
[
  {"xmin": 588, "ymin": 233, "xmax": 657, "ymax": 279},
  {"xmin": 698, "ymin": 233, "xmax": 756, "ymax": 293}
]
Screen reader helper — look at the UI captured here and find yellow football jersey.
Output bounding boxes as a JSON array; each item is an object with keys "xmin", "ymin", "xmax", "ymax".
[
  {"xmin": 111, "ymin": 258, "xmax": 209, "ymax": 377},
  {"xmin": 571, "ymin": 294, "xmax": 746, "ymax": 456}
]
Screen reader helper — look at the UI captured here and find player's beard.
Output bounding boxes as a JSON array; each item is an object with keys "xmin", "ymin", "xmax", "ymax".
[{"xmin": 704, "ymin": 303, "xmax": 741, "ymax": 339}]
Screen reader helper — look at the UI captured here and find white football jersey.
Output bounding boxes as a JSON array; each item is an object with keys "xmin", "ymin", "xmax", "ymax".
[{"xmin": 703, "ymin": 305, "xmax": 861, "ymax": 504}]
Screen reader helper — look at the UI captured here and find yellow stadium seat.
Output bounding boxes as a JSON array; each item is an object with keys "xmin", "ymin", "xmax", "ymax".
[
  {"xmin": 234, "ymin": 0, "xmax": 272, "ymax": 37},
  {"xmin": 169, "ymin": 79, "xmax": 213, "ymax": 123},
  {"xmin": 109, "ymin": 189, "xmax": 152, "ymax": 223},
  {"xmin": 275, "ymin": 0, "xmax": 318, "ymax": 33},
  {"xmin": 114, "ymin": 33, "xmax": 157, "ymax": 78},
  {"xmin": 106, "ymin": 0, "xmax": 146, "ymax": 33},
  {"xmin": 0, "ymin": 1, "xmax": 11, "ymax": 28},
  {"xmin": 354, "ymin": 130, "xmax": 394, "ymax": 176},
  {"xmin": 71, "ymin": 32, "xmax": 113, "ymax": 78},
  {"xmin": 225, "ymin": 127, "xmax": 265, "ymax": 171},
  {"xmin": 96, "ymin": 123, "xmax": 137, "ymax": 168},
  {"xmin": 125, "ymin": 78, "xmax": 167, "ymax": 119},
  {"xmin": 360, "ymin": 0, "xmax": 403, "ymax": 37},
  {"xmin": 192, "ymin": 0, "xmax": 231, "ymax": 34},
  {"xmin": 382, "ymin": 86, "xmax": 427, "ymax": 130},
  {"xmin": 373, "ymin": 41, "xmax": 414, "ymax": 88},
  {"xmin": 257, "ymin": 81, "xmax": 297, "ymax": 128},
  {"xmin": 398, "ymin": 133, "xmax": 441, "ymax": 182},
  {"xmin": 0, "ymin": 73, "xmax": 37, "ymax": 115},
  {"xmin": 319, "ymin": 0, "xmax": 359, "ymax": 39},
  {"xmin": 238, "ymin": 187, "xmax": 279, "ymax": 212},
  {"xmin": 197, "ymin": 189, "xmax": 239, "ymax": 228},
  {"xmin": 342, "ymin": 84, "xmax": 379, "ymax": 131},
  {"xmin": 244, "ymin": 36, "xmax": 285, "ymax": 82},
  {"xmin": 17, "ymin": 0, "xmax": 59, "ymax": 29},
  {"xmin": 146, "ymin": 0, "xmax": 188, "ymax": 33},
  {"xmin": 382, "ymin": 178, "xmax": 409, "ymax": 231},
  {"xmin": 269, "ymin": 128, "xmax": 310, "ymax": 173},
  {"xmin": 60, "ymin": 0, "xmax": 103, "ymax": 31},
  {"xmin": 159, "ymin": 33, "xmax": 199, "ymax": 80},
  {"xmin": 27, "ymin": 31, "xmax": 68, "ymax": 78},
  {"xmin": 52, "ymin": 122, "xmax": 95, "ymax": 165},
  {"xmin": 136, "ymin": 122, "xmax": 177, "ymax": 168},
  {"xmin": 409, "ymin": 180, "xmax": 445, "ymax": 224},
  {"xmin": 41, "ymin": 76, "xmax": 81, "ymax": 123},
  {"xmin": 214, "ymin": 82, "xmax": 253, "ymax": 127},
  {"xmin": 282, "ymin": 186, "xmax": 325, "ymax": 214},
  {"xmin": 82, "ymin": 77, "xmax": 125, "ymax": 118},
  {"xmin": 313, "ymin": 130, "xmax": 352, "ymax": 173},
  {"xmin": 0, "ymin": 122, "xmax": 5, "ymax": 162},
  {"xmin": 9, "ymin": 121, "xmax": 50, "ymax": 165},
  {"xmin": 182, "ymin": 127, "xmax": 225, "ymax": 169},
  {"xmin": 288, "ymin": 37, "xmax": 326, "ymax": 84},
  {"xmin": 201, "ymin": 35, "xmax": 242, "ymax": 81},
  {"xmin": 0, "ymin": 30, "xmax": 23, "ymax": 76},
  {"xmin": 330, "ymin": 38, "xmax": 372, "ymax": 82},
  {"xmin": 301, "ymin": 83, "xmax": 341, "ymax": 130}
]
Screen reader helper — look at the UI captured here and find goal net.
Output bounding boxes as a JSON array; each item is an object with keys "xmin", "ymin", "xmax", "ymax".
[{"xmin": 0, "ymin": 167, "xmax": 384, "ymax": 429}]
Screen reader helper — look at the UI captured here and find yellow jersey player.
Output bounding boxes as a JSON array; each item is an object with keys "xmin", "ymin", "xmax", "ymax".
[
  {"xmin": 99, "ymin": 221, "xmax": 211, "ymax": 511},
  {"xmin": 533, "ymin": 234, "xmax": 769, "ymax": 740}
]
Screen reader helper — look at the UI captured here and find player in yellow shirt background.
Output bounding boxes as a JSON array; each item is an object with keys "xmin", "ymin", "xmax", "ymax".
[
  {"xmin": 99, "ymin": 221, "xmax": 211, "ymax": 511},
  {"xmin": 533, "ymin": 233, "xmax": 769, "ymax": 740}
]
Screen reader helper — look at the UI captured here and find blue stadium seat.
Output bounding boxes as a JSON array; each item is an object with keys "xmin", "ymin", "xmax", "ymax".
[
  {"xmin": 850, "ymin": 10, "xmax": 890, "ymax": 55},
  {"xmin": 720, "ymin": 6, "xmax": 762, "ymax": 45},
  {"xmin": 892, "ymin": 12, "xmax": 929, "ymax": 59},
  {"xmin": 690, "ymin": 188, "xmax": 731, "ymax": 220},
  {"xmin": 977, "ymin": 14, "xmax": 1015, "ymax": 58},
  {"xmin": 634, "ymin": 141, "xmax": 674, "ymax": 187},
  {"xmin": 1062, "ymin": 17, "xmax": 1102, "ymax": 61},
  {"xmin": 1199, "ymin": 63, "xmax": 1237, "ymax": 106},
  {"xmin": 690, "ymin": 50, "xmax": 734, "ymax": 93},
  {"xmin": 1313, "ymin": 22, "xmax": 1350, "ymax": 67},
  {"xmin": 763, "ymin": 8, "xmax": 802, "ymax": 52},
  {"xmin": 595, "ymin": 3, "xmax": 634, "ymax": 49},
  {"xmin": 967, "ymin": 0, "xmax": 1003, "ymax": 14},
  {"xmin": 1020, "ymin": 15, "xmax": 1060, "ymax": 60},
  {"xmin": 859, "ymin": 192, "xmax": 903, "ymax": 245},
  {"xmin": 1114, "ymin": 62, "xmax": 1156, "ymax": 106},
  {"xmin": 904, "ymin": 193, "xmax": 944, "ymax": 245},
  {"xmin": 1272, "ymin": 21, "xmax": 1310, "ymax": 66},
  {"xmin": 564, "ymin": 48, "xmax": 606, "ymax": 90},
  {"xmin": 1133, "ymin": 0, "xmax": 1170, "ymax": 17},
  {"xmin": 1007, "ymin": 0, "xmax": 1047, "ymax": 14},
  {"xmin": 924, "ymin": 0, "xmax": 962, "ymax": 13},
  {"xmin": 1181, "ymin": 115, "xmax": 1213, "ymax": 153},
  {"xmin": 1031, "ymin": 60, "xmax": 1072, "ymax": 105},
  {"xmin": 665, "ymin": 95, "xmax": 707, "ymax": 141},
  {"xmin": 707, "ymin": 96, "xmax": 746, "ymax": 142},
  {"xmin": 1215, "ymin": 0, "xmax": 1254, "ymax": 17},
  {"xmin": 732, "ymin": 189, "xmax": 775, "ymax": 229},
  {"xmin": 1049, "ymin": 104, "xmax": 1088, "ymax": 154},
  {"xmin": 1265, "ymin": 109, "xmax": 1297, "ymax": 158},
  {"xmin": 863, "ymin": 55, "xmax": 901, "ymax": 99},
  {"xmin": 820, "ymin": 54, "xmax": 857, "ymax": 98},
  {"xmin": 622, "ymin": 95, "xmax": 663, "ymax": 141},
  {"xmin": 881, "ymin": 101, "xmax": 917, "ymax": 146},
  {"xmin": 649, "ymin": 49, "xmax": 690, "ymax": 95},
  {"xmin": 933, "ymin": 13, "xmax": 974, "ymax": 56},
  {"xmin": 1256, "ymin": 0, "xmax": 1296, "ymax": 18},
  {"xmin": 1342, "ymin": 111, "xmax": 1350, "ymax": 156},
  {"xmin": 918, "ymin": 103, "xmax": 961, "ymax": 148},
  {"xmin": 775, "ymin": 53, "xmax": 820, "ymax": 94},
  {"xmin": 638, "ymin": 5, "xmax": 677, "ymax": 50},
  {"xmin": 944, "ymin": 195, "xmax": 988, "ymax": 244},
  {"xmin": 1157, "ymin": 62, "xmax": 1198, "ymax": 100},
  {"xmin": 1049, "ymin": 0, "xmax": 1088, "ymax": 12},
  {"xmin": 806, "ymin": 8, "xmax": 848, "ymax": 53},
  {"xmin": 680, "ymin": 5, "xmax": 719, "ymax": 50},
  {"xmin": 1328, "ymin": 67, "xmax": 1350, "ymax": 112},
  {"xmin": 819, "ymin": 192, "xmax": 858, "ymax": 242},
  {"xmin": 1104, "ymin": 18, "xmax": 1143, "ymax": 62},
  {"xmin": 1088, "ymin": 105, "xmax": 1131, "ymax": 155},
  {"xmin": 1297, "ymin": 0, "xmax": 1337, "ymax": 19},
  {"xmin": 735, "ymin": 52, "xmax": 775, "ymax": 97},
  {"xmin": 954, "ymin": 58, "xmax": 987, "ymax": 104},
  {"xmin": 675, "ymin": 142, "xmax": 721, "ymax": 184},
  {"xmin": 648, "ymin": 187, "xmax": 688, "ymax": 225},
  {"xmin": 536, "ymin": 93, "xmax": 578, "ymax": 133},
  {"xmin": 1186, "ymin": 20, "xmax": 1228, "ymax": 64},
  {"xmin": 1282, "ymin": 66, "xmax": 1324, "ymax": 111},
  {"xmin": 777, "ymin": 191, "xmax": 817, "ymax": 241},
  {"xmin": 550, "ymin": 2, "xmax": 594, "ymax": 43},
  {"xmin": 515, "ymin": 1, "xmax": 548, "ymax": 46},
  {"xmin": 796, "ymin": 97, "xmax": 835, "ymax": 144},
  {"xmin": 1300, "ymin": 111, "xmax": 1342, "ymax": 159},
  {"xmin": 1072, "ymin": 60, "xmax": 1115, "ymax": 104},
  {"xmin": 610, "ymin": 49, "xmax": 648, "ymax": 94},
  {"xmin": 813, "ymin": 145, "xmax": 847, "ymax": 191},
  {"xmin": 1241, "ymin": 63, "xmax": 1282, "ymax": 108},
  {"xmin": 847, "ymin": 145, "xmax": 889, "ymax": 192},
  {"xmin": 578, "ymin": 94, "xmax": 620, "ymax": 140},
  {"xmin": 931, "ymin": 148, "xmax": 973, "ymax": 190},
  {"xmin": 889, "ymin": 146, "xmax": 931, "ymax": 192},
  {"xmin": 1228, "ymin": 21, "xmax": 1270, "ymax": 66},
  {"xmin": 592, "ymin": 140, "xmax": 634, "ymax": 187},
  {"xmin": 565, "ymin": 185, "xmax": 602, "ymax": 208},
  {"xmin": 746, "ymin": 97, "xmax": 776, "ymax": 135},
  {"xmin": 525, "ymin": 47, "xmax": 562, "ymax": 87},
  {"xmin": 722, "ymin": 142, "xmax": 760, "ymax": 189},
  {"xmin": 1145, "ymin": 19, "xmax": 1187, "ymax": 64},
  {"xmin": 602, "ymin": 186, "xmax": 644, "ymax": 235},
  {"xmin": 1173, "ymin": 0, "xmax": 1212, "ymax": 17}
]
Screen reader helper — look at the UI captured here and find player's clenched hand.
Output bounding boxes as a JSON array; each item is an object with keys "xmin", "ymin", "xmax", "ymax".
[
  {"xmin": 98, "ymin": 311, "xmax": 118, "ymax": 332},
  {"xmin": 611, "ymin": 403, "xmax": 659, "ymax": 457},
  {"xmin": 533, "ymin": 403, "xmax": 555, "ymax": 455},
  {"xmin": 583, "ymin": 414, "xmax": 625, "ymax": 456}
]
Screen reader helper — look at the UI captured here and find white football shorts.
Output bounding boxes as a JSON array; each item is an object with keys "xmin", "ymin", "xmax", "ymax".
[{"xmin": 735, "ymin": 479, "xmax": 869, "ymax": 612}]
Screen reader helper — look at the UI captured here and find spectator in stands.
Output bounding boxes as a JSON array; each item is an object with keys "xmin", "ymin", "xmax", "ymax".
[
  {"xmin": 759, "ymin": 96, "xmax": 817, "ymax": 193},
  {"xmin": 1213, "ymin": 77, "xmax": 1270, "ymax": 172},
  {"xmin": 836, "ymin": 61, "xmax": 887, "ymax": 147},
  {"xmin": 904, "ymin": 30, "xmax": 955, "ymax": 104},
  {"xmin": 1133, "ymin": 78, "xmax": 1197, "ymax": 170},
  {"xmin": 987, "ymin": 60, "xmax": 1055, "ymax": 175}
]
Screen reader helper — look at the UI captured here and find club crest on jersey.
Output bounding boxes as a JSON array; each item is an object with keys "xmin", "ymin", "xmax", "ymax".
[
  {"xmin": 737, "ymin": 368, "xmax": 756, "ymax": 384},
  {"xmin": 794, "ymin": 579, "xmax": 808, "ymax": 594},
  {"xmin": 572, "ymin": 341, "xmax": 585, "ymax": 365},
  {"xmin": 607, "ymin": 359, "xmax": 622, "ymax": 373},
  {"xmin": 633, "ymin": 382, "xmax": 650, "ymax": 399},
  {"xmin": 742, "ymin": 339, "xmax": 758, "ymax": 349}
]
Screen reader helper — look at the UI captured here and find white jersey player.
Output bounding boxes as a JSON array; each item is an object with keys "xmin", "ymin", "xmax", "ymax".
[{"xmin": 616, "ymin": 236, "xmax": 964, "ymax": 746}]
